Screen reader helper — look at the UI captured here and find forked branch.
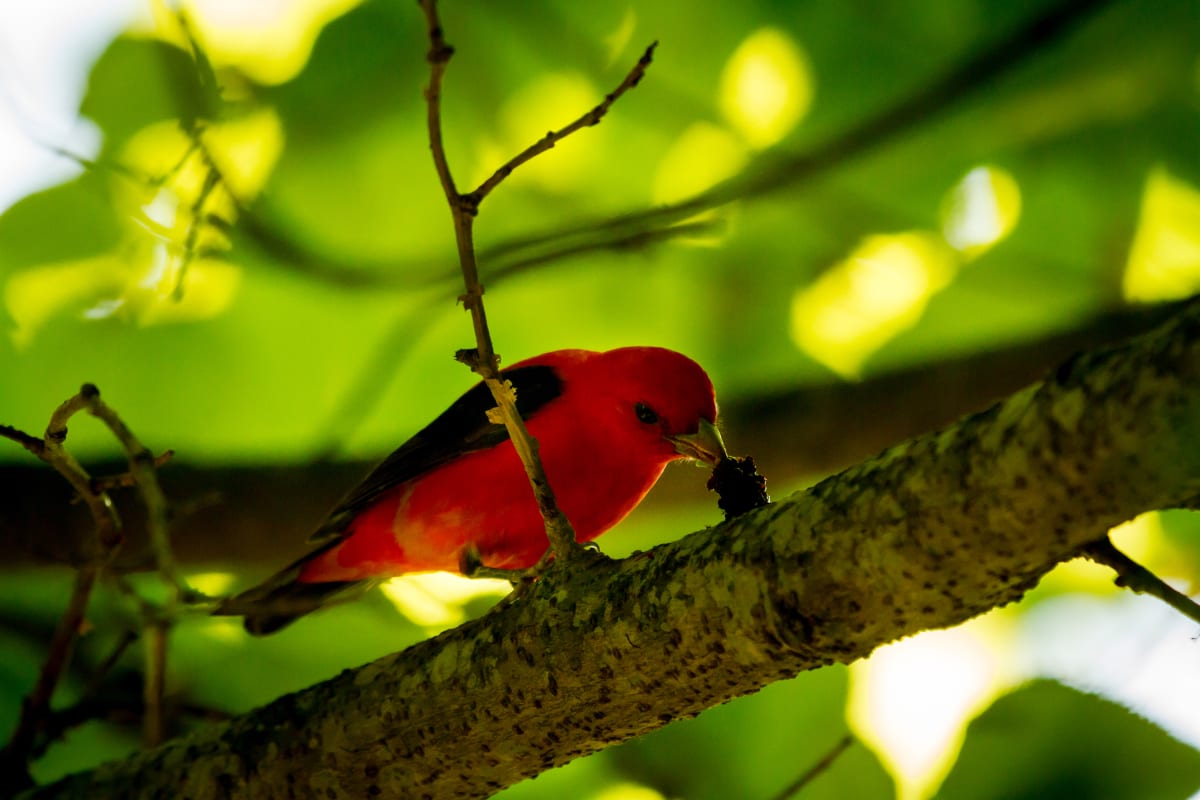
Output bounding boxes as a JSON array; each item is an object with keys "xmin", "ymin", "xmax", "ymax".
[{"xmin": 416, "ymin": 0, "xmax": 656, "ymax": 569}]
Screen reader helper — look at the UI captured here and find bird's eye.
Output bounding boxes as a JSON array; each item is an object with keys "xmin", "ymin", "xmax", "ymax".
[{"xmin": 634, "ymin": 402, "xmax": 659, "ymax": 425}]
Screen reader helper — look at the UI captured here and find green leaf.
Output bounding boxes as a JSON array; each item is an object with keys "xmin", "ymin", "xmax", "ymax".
[
  {"xmin": 80, "ymin": 36, "xmax": 215, "ymax": 149},
  {"xmin": 938, "ymin": 679, "xmax": 1200, "ymax": 800},
  {"xmin": 0, "ymin": 172, "xmax": 120, "ymax": 274},
  {"xmin": 263, "ymin": 0, "xmax": 422, "ymax": 143},
  {"xmin": 605, "ymin": 666, "xmax": 893, "ymax": 800}
]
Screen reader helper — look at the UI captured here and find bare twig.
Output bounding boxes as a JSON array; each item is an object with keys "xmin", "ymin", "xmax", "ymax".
[
  {"xmin": 82, "ymin": 630, "xmax": 140, "ymax": 701},
  {"xmin": 1081, "ymin": 537, "xmax": 1200, "ymax": 625},
  {"xmin": 768, "ymin": 734, "xmax": 855, "ymax": 800},
  {"xmin": 0, "ymin": 424, "xmax": 44, "ymax": 457},
  {"xmin": 469, "ymin": 42, "xmax": 657, "ymax": 204},
  {"xmin": 0, "ymin": 565, "xmax": 99, "ymax": 792},
  {"xmin": 477, "ymin": 0, "xmax": 1115, "ymax": 271},
  {"xmin": 21, "ymin": 0, "xmax": 1111, "ymax": 304},
  {"xmin": 173, "ymin": 163, "xmax": 221, "ymax": 300},
  {"xmin": 38, "ymin": 696, "xmax": 234, "ymax": 757},
  {"xmin": 80, "ymin": 388, "xmax": 194, "ymax": 756},
  {"xmin": 89, "ymin": 450, "xmax": 176, "ymax": 493},
  {"xmin": 25, "ymin": 629, "xmax": 139, "ymax": 763},
  {"xmin": 416, "ymin": 0, "xmax": 654, "ymax": 568},
  {"xmin": 82, "ymin": 391, "xmax": 188, "ymax": 599},
  {"xmin": 142, "ymin": 621, "xmax": 169, "ymax": 748},
  {"xmin": 1, "ymin": 384, "xmax": 187, "ymax": 783},
  {"xmin": 40, "ymin": 386, "xmax": 122, "ymax": 554},
  {"xmin": 1, "ymin": 385, "xmax": 132, "ymax": 789}
]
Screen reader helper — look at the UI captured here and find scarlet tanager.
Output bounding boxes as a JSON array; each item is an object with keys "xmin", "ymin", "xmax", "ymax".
[{"xmin": 218, "ymin": 347, "xmax": 727, "ymax": 634}]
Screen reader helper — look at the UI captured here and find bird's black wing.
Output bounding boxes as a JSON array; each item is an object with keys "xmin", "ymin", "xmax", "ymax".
[{"xmin": 310, "ymin": 364, "xmax": 563, "ymax": 542}]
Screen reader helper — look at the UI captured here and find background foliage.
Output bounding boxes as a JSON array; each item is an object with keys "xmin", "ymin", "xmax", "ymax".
[{"xmin": 2, "ymin": 0, "xmax": 1200, "ymax": 797}]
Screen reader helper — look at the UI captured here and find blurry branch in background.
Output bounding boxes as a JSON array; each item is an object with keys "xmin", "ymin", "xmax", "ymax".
[
  {"xmin": 1082, "ymin": 537, "xmax": 1200, "ymax": 626},
  {"xmin": 13, "ymin": 0, "xmax": 1115, "ymax": 467},
  {"xmin": 307, "ymin": 211, "xmax": 721, "ymax": 459},
  {"xmin": 15, "ymin": 0, "xmax": 1113, "ymax": 299},
  {"xmin": 89, "ymin": 451, "xmax": 175, "ymax": 494},
  {"xmin": 477, "ymin": 0, "xmax": 1113, "ymax": 269},
  {"xmin": 734, "ymin": 300, "xmax": 1192, "ymax": 481},
  {"xmin": 229, "ymin": 0, "xmax": 1111, "ymax": 290},
  {"xmin": 30, "ymin": 129, "xmax": 235, "ymax": 305},
  {"xmin": 415, "ymin": 0, "xmax": 656, "ymax": 572},
  {"xmin": 27, "ymin": 630, "xmax": 139, "ymax": 763},
  {"xmin": 172, "ymin": 141, "xmax": 223, "ymax": 300},
  {"xmin": 768, "ymin": 734, "xmax": 856, "ymax": 800},
  {"xmin": 0, "ymin": 300, "xmax": 1187, "ymax": 572},
  {"xmin": 0, "ymin": 385, "xmax": 190, "ymax": 791},
  {"xmin": 232, "ymin": 0, "xmax": 1112, "ymax": 454},
  {"xmin": 466, "ymin": 42, "xmax": 658, "ymax": 205}
]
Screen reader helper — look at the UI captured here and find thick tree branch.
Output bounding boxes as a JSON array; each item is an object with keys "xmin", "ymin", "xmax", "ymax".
[{"xmin": 24, "ymin": 300, "xmax": 1200, "ymax": 798}]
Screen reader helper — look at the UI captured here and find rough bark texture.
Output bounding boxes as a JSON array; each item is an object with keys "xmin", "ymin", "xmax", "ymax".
[{"xmin": 21, "ymin": 301, "xmax": 1200, "ymax": 799}]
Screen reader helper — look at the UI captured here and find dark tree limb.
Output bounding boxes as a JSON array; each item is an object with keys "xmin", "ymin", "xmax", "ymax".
[{"xmin": 23, "ymin": 299, "xmax": 1200, "ymax": 799}]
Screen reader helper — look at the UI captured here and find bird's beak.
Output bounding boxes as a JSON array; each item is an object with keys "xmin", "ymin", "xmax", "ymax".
[{"xmin": 669, "ymin": 419, "xmax": 727, "ymax": 465}]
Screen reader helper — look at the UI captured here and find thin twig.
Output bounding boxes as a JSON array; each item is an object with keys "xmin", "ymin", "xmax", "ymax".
[
  {"xmin": 42, "ymin": 389, "xmax": 123, "ymax": 555},
  {"xmin": 125, "ymin": 591, "xmax": 174, "ymax": 754},
  {"xmin": 768, "ymin": 734, "xmax": 855, "ymax": 800},
  {"xmin": 0, "ymin": 385, "xmax": 127, "ymax": 787},
  {"xmin": 477, "ymin": 0, "xmax": 1115, "ymax": 268},
  {"xmin": 148, "ymin": 135, "xmax": 201, "ymax": 189},
  {"xmin": 80, "ymin": 389, "xmax": 192, "ymax": 753},
  {"xmin": 42, "ymin": 697, "xmax": 232, "ymax": 747},
  {"xmin": 1082, "ymin": 537, "xmax": 1200, "ymax": 625},
  {"xmin": 469, "ymin": 42, "xmax": 657, "ymax": 204},
  {"xmin": 82, "ymin": 630, "xmax": 140, "ymax": 700},
  {"xmin": 1, "ymin": 384, "xmax": 187, "ymax": 780},
  {"xmin": 89, "ymin": 450, "xmax": 176, "ymax": 493},
  {"xmin": 0, "ymin": 385, "xmax": 132, "ymax": 786},
  {"xmin": 82, "ymin": 390, "xmax": 189, "ymax": 599},
  {"xmin": 142, "ymin": 621, "xmax": 169, "ymax": 748},
  {"xmin": 419, "ymin": 2, "xmax": 459, "ymax": 215},
  {"xmin": 419, "ymin": 0, "xmax": 657, "ymax": 567},
  {"xmin": 0, "ymin": 424, "xmax": 44, "ymax": 457},
  {"xmin": 173, "ymin": 159, "xmax": 222, "ymax": 301},
  {"xmin": 0, "ymin": 565, "xmax": 99, "ymax": 792},
  {"xmin": 310, "ymin": 214, "xmax": 718, "ymax": 457},
  {"xmin": 26, "ymin": 629, "xmax": 140, "ymax": 762}
]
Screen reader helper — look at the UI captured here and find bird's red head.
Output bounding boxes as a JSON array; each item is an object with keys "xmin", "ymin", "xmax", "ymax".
[{"xmin": 515, "ymin": 347, "xmax": 725, "ymax": 467}]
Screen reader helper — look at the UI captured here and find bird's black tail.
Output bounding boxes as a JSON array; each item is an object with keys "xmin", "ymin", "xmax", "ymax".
[{"xmin": 214, "ymin": 542, "xmax": 375, "ymax": 635}]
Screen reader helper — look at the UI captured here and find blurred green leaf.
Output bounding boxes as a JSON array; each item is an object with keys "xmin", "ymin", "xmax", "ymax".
[
  {"xmin": 80, "ymin": 36, "xmax": 216, "ymax": 149},
  {"xmin": 938, "ymin": 679, "xmax": 1200, "ymax": 800},
  {"xmin": 605, "ymin": 666, "xmax": 892, "ymax": 800},
  {"xmin": 0, "ymin": 172, "xmax": 120, "ymax": 274},
  {"xmin": 171, "ymin": 592, "xmax": 425, "ymax": 714},
  {"xmin": 263, "ymin": 0, "xmax": 422, "ymax": 143}
]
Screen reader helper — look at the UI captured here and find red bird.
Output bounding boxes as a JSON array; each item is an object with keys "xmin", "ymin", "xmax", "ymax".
[{"xmin": 219, "ymin": 347, "xmax": 726, "ymax": 634}]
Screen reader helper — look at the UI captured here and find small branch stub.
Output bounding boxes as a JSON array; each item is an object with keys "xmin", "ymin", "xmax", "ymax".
[{"xmin": 1082, "ymin": 537, "xmax": 1200, "ymax": 625}]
